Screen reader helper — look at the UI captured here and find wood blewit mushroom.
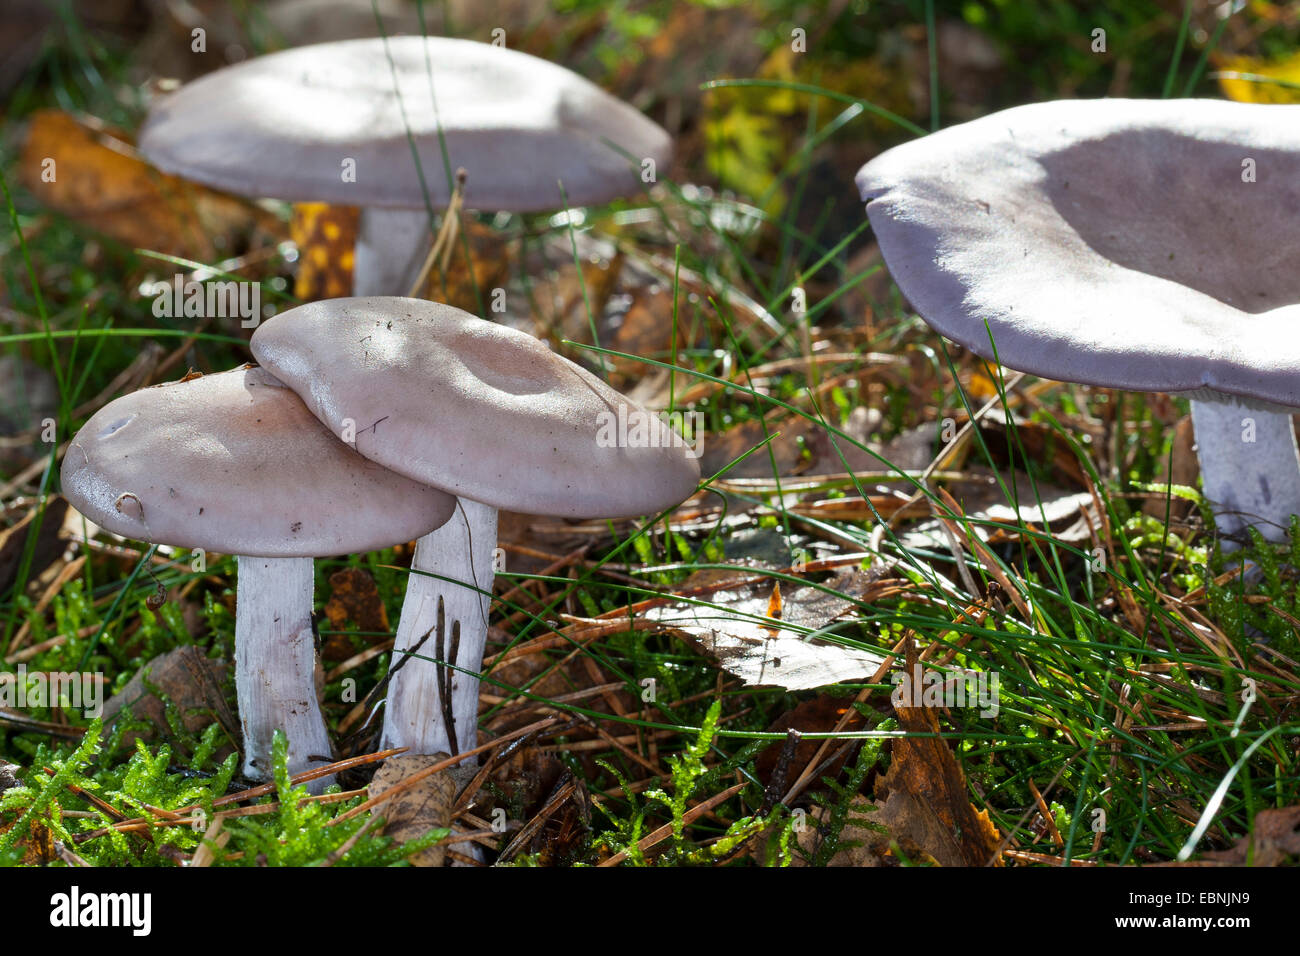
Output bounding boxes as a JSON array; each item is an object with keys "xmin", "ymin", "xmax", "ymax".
[
  {"xmin": 855, "ymin": 98, "xmax": 1300, "ymax": 543},
  {"xmin": 61, "ymin": 366, "xmax": 456, "ymax": 786},
  {"xmin": 250, "ymin": 297, "xmax": 701, "ymax": 758},
  {"xmin": 138, "ymin": 35, "xmax": 672, "ymax": 297}
]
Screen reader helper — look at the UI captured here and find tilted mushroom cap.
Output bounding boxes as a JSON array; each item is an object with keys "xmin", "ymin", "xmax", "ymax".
[
  {"xmin": 61, "ymin": 366, "xmax": 456, "ymax": 557},
  {"xmin": 138, "ymin": 36, "xmax": 671, "ymax": 211},
  {"xmin": 856, "ymin": 98, "xmax": 1300, "ymax": 407},
  {"xmin": 250, "ymin": 297, "xmax": 701, "ymax": 518}
]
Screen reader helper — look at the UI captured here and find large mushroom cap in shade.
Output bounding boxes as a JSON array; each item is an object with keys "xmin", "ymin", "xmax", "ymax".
[
  {"xmin": 138, "ymin": 36, "xmax": 671, "ymax": 212},
  {"xmin": 856, "ymin": 98, "xmax": 1300, "ymax": 407},
  {"xmin": 61, "ymin": 366, "xmax": 456, "ymax": 557},
  {"xmin": 250, "ymin": 297, "xmax": 701, "ymax": 518}
]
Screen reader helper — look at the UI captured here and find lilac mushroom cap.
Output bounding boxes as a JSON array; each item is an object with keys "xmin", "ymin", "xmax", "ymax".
[
  {"xmin": 249, "ymin": 297, "xmax": 702, "ymax": 517},
  {"xmin": 61, "ymin": 365, "xmax": 456, "ymax": 554},
  {"xmin": 138, "ymin": 35, "xmax": 672, "ymax": 213},
  {"xmin": 61, "ymin": 366, "xmax": 457, "ymax": 785},
  {"xmin": 856, "ymin": 98, "xmax": 1300, "ymax": 541},
  {"xmin": 139, "ymin": 36, "xmax": 671, "ymax": 298}
]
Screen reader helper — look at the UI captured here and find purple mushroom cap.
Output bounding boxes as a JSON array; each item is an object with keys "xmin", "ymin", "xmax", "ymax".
[
  {"xmin": 856, "ymin": 98, "xmax": 1300, "ymax": 406},
  {"xmin": 856, "ymin": 98, "xmax": 1300, "ymax": 542}
]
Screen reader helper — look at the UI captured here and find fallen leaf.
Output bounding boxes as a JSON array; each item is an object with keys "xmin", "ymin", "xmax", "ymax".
[
  {"xmin": 20, "ymin": 110, "xmax": 273, "ymax": 260},
  {"xmin": 369, "ymin": 753, "xmax": 456, "ymax": 867},
  {"xmin": 755, "ymin": 695, "xmax": 863, "ymax": 788},
  {"xmin": 0, "ymin": 763, "xmax": 57, "ymax": 865},
  {"xmin": 793, "ymin": 796, "xmax": 888, "ymax": 866},
  {"xmin": 602, "ymin": 278, "xmax": 684, "ymax": 391},
  {"xmin": 899, "ymin": 469, "xmax": 1097, "ymax": 549},
  {"xmin": 0, "ymin": 496, "xmax": 70, "ymax": 598},
  {"xmin": 1142, "ymin": 413, "xmax": 1197, "ymax": 524},
  {"xmin": 977, "ymin": 416, "xmax": 1090, "ymax": 488},
  {"xmin": 291, "ymin": 203, "xmax": 358, "ymax": 300},
  {"xmin": 496, "ymin": 772, "xmax": 592, "ymax": 865},
  {"xmin": 643, "ymin": 568, "xmax": 888, "ymax": 690},
  {"xmin": 700, "ymin": 415, "xmax": 821, "ymax": 480},
  {"xmin": 880, "ymin": 646, "xmax": 1002, "ymax": 866},
  {"xmin": 101, "ymin": 645, "xmax": 237, "ymax": 758},
  {"xmin": 0, "ymin": 813, "xmax": 57, "ymax": 866},
  {"xmin": 522, "ymin": 232, "xmax": 622, "ymax": 349},
  {"xmin": 483, "ymin": 740, "xmax": 566, "ymax": 824},
  {"xmin": 416, "ymin": 220, "xmax": 511, "ymax": 315},
  {"xmin": 321, "ymin": 567, "xmax": 389, "ymax": 660},
  {"xmin": 0, "ymin": 356, "xmax": 58, "ymax": 471},
  {"xmin": 1201, "ymin": 805, "xmax": 1300, "ymax": 866},
  {"xmin": 808, "ymin": 418, "xmax": 945, "ymax": 476},
  {"xmin": 1216, "ymin": 50, "xmax": 1300, "ymax": 104}
]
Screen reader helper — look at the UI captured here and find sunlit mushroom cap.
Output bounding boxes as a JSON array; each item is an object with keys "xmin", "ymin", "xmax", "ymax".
[
  {"xmin": 250, "ymin": 297, "xmax": 701, "ymax": 518},
  {"xmin": 856, "ymin": 98, "xmax": 1300, "ymax": 406},
  {"xmin": 139, "ymin": 36, "xmax": 671, "ymax": 211},
  {"xmin": 61, "ymin": 366, "xmax": 456, "ymax": 557}
]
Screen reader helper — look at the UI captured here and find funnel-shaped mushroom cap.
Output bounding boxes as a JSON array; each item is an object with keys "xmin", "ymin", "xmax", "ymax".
[
  {"xmin": 61, "ymin": 366, "xmax": 456, "ymax": 557},
  {"xmin": 139, "ymin": 36, "xmax": 671, "ymax": 212},
  {"xmin": 250, "ymin": 297, "xmax": 701, "ymax": 518},
  {"xmin": 856, "ymin": 99, "xmax": 1300, "ymax": 406}
]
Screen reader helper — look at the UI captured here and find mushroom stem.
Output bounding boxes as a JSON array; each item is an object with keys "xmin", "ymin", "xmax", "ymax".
[
  {"xmin": 235, "ymin": 556, "xmax": 333, "ymax": 791},
  {"xmin": 1190, "ymin": 396, "xmax": 1300, "ymax": 544},
  {"xmin": 353, "ymin": 207, "xmax": 433, "ymax": 297},
  {"xmin": 381, "ymin": 499, "xmax": 498, "ymax": 757}
]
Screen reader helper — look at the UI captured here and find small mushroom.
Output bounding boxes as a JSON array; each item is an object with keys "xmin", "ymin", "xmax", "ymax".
[
  {"xmin": 855, "ymin": 98, "xmax": 1300, "ymax": 543},
  {"xmin": 250, "ymin": 297, "xmax": 701, "ymax": 757},
  {"xmin": 138, "ymin": 36, "xmax": 672, "ymax": 296},
  {"xmin": 60, "ymin": 366, "xmax": 456, "ymax": 786}
]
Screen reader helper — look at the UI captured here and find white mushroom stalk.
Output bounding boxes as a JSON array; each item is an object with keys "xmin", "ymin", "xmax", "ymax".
[
  {"xmin": 382, "ymin": 500, "xmax": 498, "ymax": 755},
  {"xmin": 1188, "ymin": 393, "xmax": 1300, "ymax": 542},
  {"xmin": 353, "ymin": 208, "xmax": 434, "ymax": 297},
  {"xmin": 235, "ymin": 556, "xmax": 333, "ymax": 785}
]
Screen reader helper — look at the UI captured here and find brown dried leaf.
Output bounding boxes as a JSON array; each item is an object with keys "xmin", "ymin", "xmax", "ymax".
[
  {"xmin": 369, "ymin": 753, "xmax": 456, "ymax": 867},
  {"xmin": 321, "ymin": 567, "xmax": 389, "ymax": 661},
  {"xmin": 291, "ymin": 203, "xmax": 358, "ymax": 301},
  {"xmin": 417, "ymin": 220, "xmax": 512, "ymax": 314},
  {"xmin": 0, "ymin": 356, "xmax": 58, "ymax": 471},
  {"xmin": 793, "ymin": 796, "xmax": 887, "ymax": 866},
  {"xmin": 881, "ymin": 648, "xmax": 1003, "ymax": 866},
  {"xmin": 0, "ymin": 496, "xmax": 69, "ymax": 597},
  {"xmin": 0, "ymin": 814, "xmax": 57, "ymax": 866},
  {"xmin": 20, "ymin": 110, "xmax": 272, "ymax": 260},
  {"xmin": 485, "ymin": 742, "xmax": 566, "ymax": 822},
  {"xmin": 1201, "ymin": 805, "xmax": 1300, "ymax": 866},
  {"xmin": 1142, "ymin": 413, "xmax": 1197, "ymax": 523},
  {"xmin": 523, "ymin": 235, "xmax": 622, "ymax": 348},
  {"xmin": 101, "ymin": 645, "xmax": 236, "ymax": 758},
  {"xmin": 700, "ymin": 415, "xmax": 821, "ymax": 480},
  {"xmin": 496, "ymin": 772, "xmax": 592, "ymax": 866},
  {"xmin": 0, "ymin": 764, "xmax": 57, "ymax": 865},
  {"xmin": 602, "ymin": 279, "xmax": 684, "ymax": 391},
  {"xmin": 899, "ymin": 469, "xmax": 1097, "ymax": 549},
  {"xmin": 755, "ymin": 695, "xmax": 862, "ymax": 787}
]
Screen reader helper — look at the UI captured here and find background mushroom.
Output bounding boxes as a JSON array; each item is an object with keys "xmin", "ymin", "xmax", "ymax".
[
  {"xmin": 250, "ymin": 297, "xmax": 701, "ymax": 758},
  {"xmin": 138, "ymin": 35, "xmax": 672, "ymax": 296},
  {"xmin": 855, "ymin": 98, "xmax": 1300, "ymax": 543},
  {"xmin": 61, "ymin": 366, "xmax": 456, "ymax": 784}
]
